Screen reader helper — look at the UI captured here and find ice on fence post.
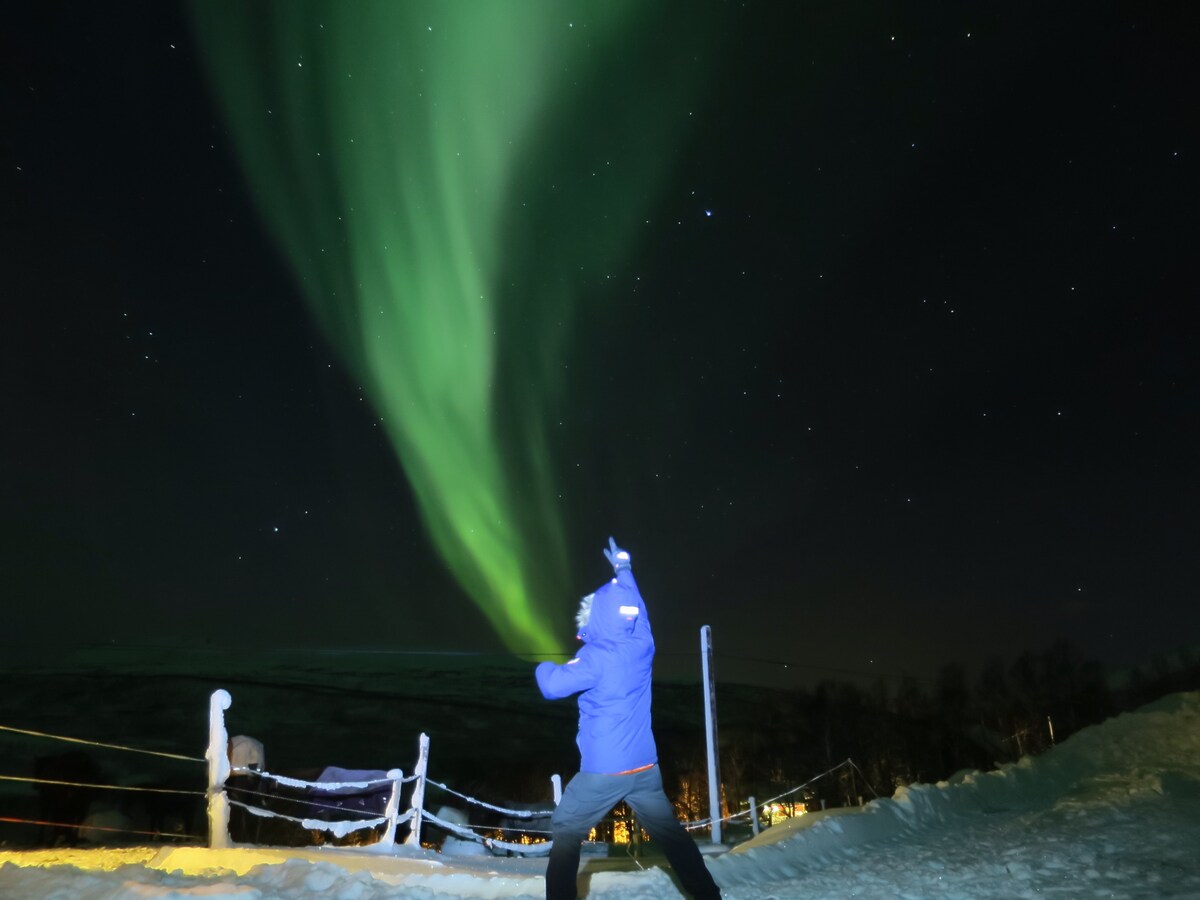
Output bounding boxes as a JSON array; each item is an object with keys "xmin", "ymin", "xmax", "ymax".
[
  {"xmin": 404, "ymin": 733, "xmax": 430, "ymax": 847},
  {"xmin": 378, "ymin": 768, "xmax": 404, "ymax": 852},
  {"xmin": 206, "ymin": 689, "xmax": 232, "ymax": 849}
]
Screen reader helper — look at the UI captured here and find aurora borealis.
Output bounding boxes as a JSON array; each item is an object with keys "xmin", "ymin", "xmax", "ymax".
[
  {"xmin": 6, "ymin": 1, "xmax": 1196, "ymax": 683},
  {"xmin": 189, "ymin": 2, "xmax": 713, "ymax": 653}
]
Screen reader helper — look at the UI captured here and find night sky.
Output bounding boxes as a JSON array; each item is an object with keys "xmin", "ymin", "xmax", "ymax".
[{"xmin": 4, "ymin": 2, "xmax": 1196, "ymax": 687}]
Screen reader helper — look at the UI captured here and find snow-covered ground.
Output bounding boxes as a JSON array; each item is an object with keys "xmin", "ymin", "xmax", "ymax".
[{"xmin": 1, "ymin": 691, "xmax": 1198, "ymax": 898}]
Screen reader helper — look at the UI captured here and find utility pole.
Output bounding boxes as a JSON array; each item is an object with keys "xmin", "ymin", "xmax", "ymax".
[{"xmin": 700, "ymin": 625, "xmax": 722, "ymax": 844}]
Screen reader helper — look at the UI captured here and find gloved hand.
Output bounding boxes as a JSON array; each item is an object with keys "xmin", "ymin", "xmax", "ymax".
[{"xmin": 603, "ymin": 536, "xmax": 632, "ymax": 572}]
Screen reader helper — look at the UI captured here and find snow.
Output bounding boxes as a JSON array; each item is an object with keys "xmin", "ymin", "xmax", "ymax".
[{"xmin": 2, "ymin": 691, "xmax": 1199, "ymax": 899}]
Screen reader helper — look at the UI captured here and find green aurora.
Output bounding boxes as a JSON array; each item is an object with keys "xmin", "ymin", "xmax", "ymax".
[{"xmin": 191, "ymin": 2, "xmax": 714, "ymax": 653}]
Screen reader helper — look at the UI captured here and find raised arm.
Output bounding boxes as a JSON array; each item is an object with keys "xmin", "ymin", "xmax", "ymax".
[{"xmin": 604, "ymin": 536, "xmax": 651, "ymax": 635}]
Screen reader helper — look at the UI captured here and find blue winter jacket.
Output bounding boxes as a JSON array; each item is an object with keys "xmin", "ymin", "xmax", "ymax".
[{"xmin": 535, "ymin": 569, "xmax": 657, "ymax": 774}]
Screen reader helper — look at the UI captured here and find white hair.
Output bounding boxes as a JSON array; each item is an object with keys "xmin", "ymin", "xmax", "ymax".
[{"xmin": 575, "ymin": 593, "xmax": 595, "ymax": 632}]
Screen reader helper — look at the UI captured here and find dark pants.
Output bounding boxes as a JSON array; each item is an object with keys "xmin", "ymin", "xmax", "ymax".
[{"xmin": 545, "ymin": 765, "xmax": 721, "ymax": 900}]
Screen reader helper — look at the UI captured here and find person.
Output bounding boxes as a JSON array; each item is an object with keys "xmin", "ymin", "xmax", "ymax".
[{"xmin": 535, "ymin": 538, "xmax": 722, "ymax": 900}]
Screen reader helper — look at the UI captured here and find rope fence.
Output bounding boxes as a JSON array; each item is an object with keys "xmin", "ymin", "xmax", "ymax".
[
  {"xmin": 421, "ymin": 807, "xmax": 552, "ymax": 856},
  {"xmin": 0, "ymin": 720, "xmax": 208, "ymax": 844},
  {"xmin": 232, "ymin": 767, "xmax": 417, "ymax": 791},
  {"xmin": 423, "ymin": 778, "xmax": 554, "ymax": 820},
  {"xmin": 0, "ymin": 724, "xmax": 203, "ymax": 762},
  {"xmin": 230, "ymin": 791, "xmax": 418, "ymax": 825},
  {"xmin": 682, "ymin": 757, "xmax": 875, "ymax": 832},
  {"xmin": 2, "ymin": 689, "xmax": 885, "ymax": 855},
  {"xmin": 0, "ymin": 815, "xmax": 205, "ymax": 842},
  {"xmin": 0, "ymin": 774, "xmax": 203, "ymax": 797},
  {"xmin": 418, "ymin": 757, "xmax": 873, "ymax": 851},
  {"xmin": 223, "ymin": 783, "xmax": 400, "ymax": 822},
  {"xmin": 228, "ymin": 798, "xmax": 413, "ymax": 839}
]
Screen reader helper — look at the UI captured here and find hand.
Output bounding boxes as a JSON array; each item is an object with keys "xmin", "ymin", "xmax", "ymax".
[{"xmin": 603, "ymin": 536, "xmax": 632, "ymax": 572}]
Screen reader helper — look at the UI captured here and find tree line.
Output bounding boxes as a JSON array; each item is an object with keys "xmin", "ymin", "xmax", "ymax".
[{"xmin": 653, "ymin": 640, "xmax": 1200, "ymax": 828}]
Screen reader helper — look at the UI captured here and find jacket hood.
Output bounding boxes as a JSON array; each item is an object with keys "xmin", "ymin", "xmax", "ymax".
[{"xmin": 575, "ymin": 579, "xmax": 640, "ymax": 644}]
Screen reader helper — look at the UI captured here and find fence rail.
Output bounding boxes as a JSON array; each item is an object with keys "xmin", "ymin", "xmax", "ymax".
[{"xmin": 1, "ymin": 688, "xmax": 875, "ymax": 854}]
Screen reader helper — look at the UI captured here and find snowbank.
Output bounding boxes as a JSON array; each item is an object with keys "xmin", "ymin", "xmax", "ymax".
[{"xmin": 713, "ymin": 691, "xmax": 1200, "ymax": 890}]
